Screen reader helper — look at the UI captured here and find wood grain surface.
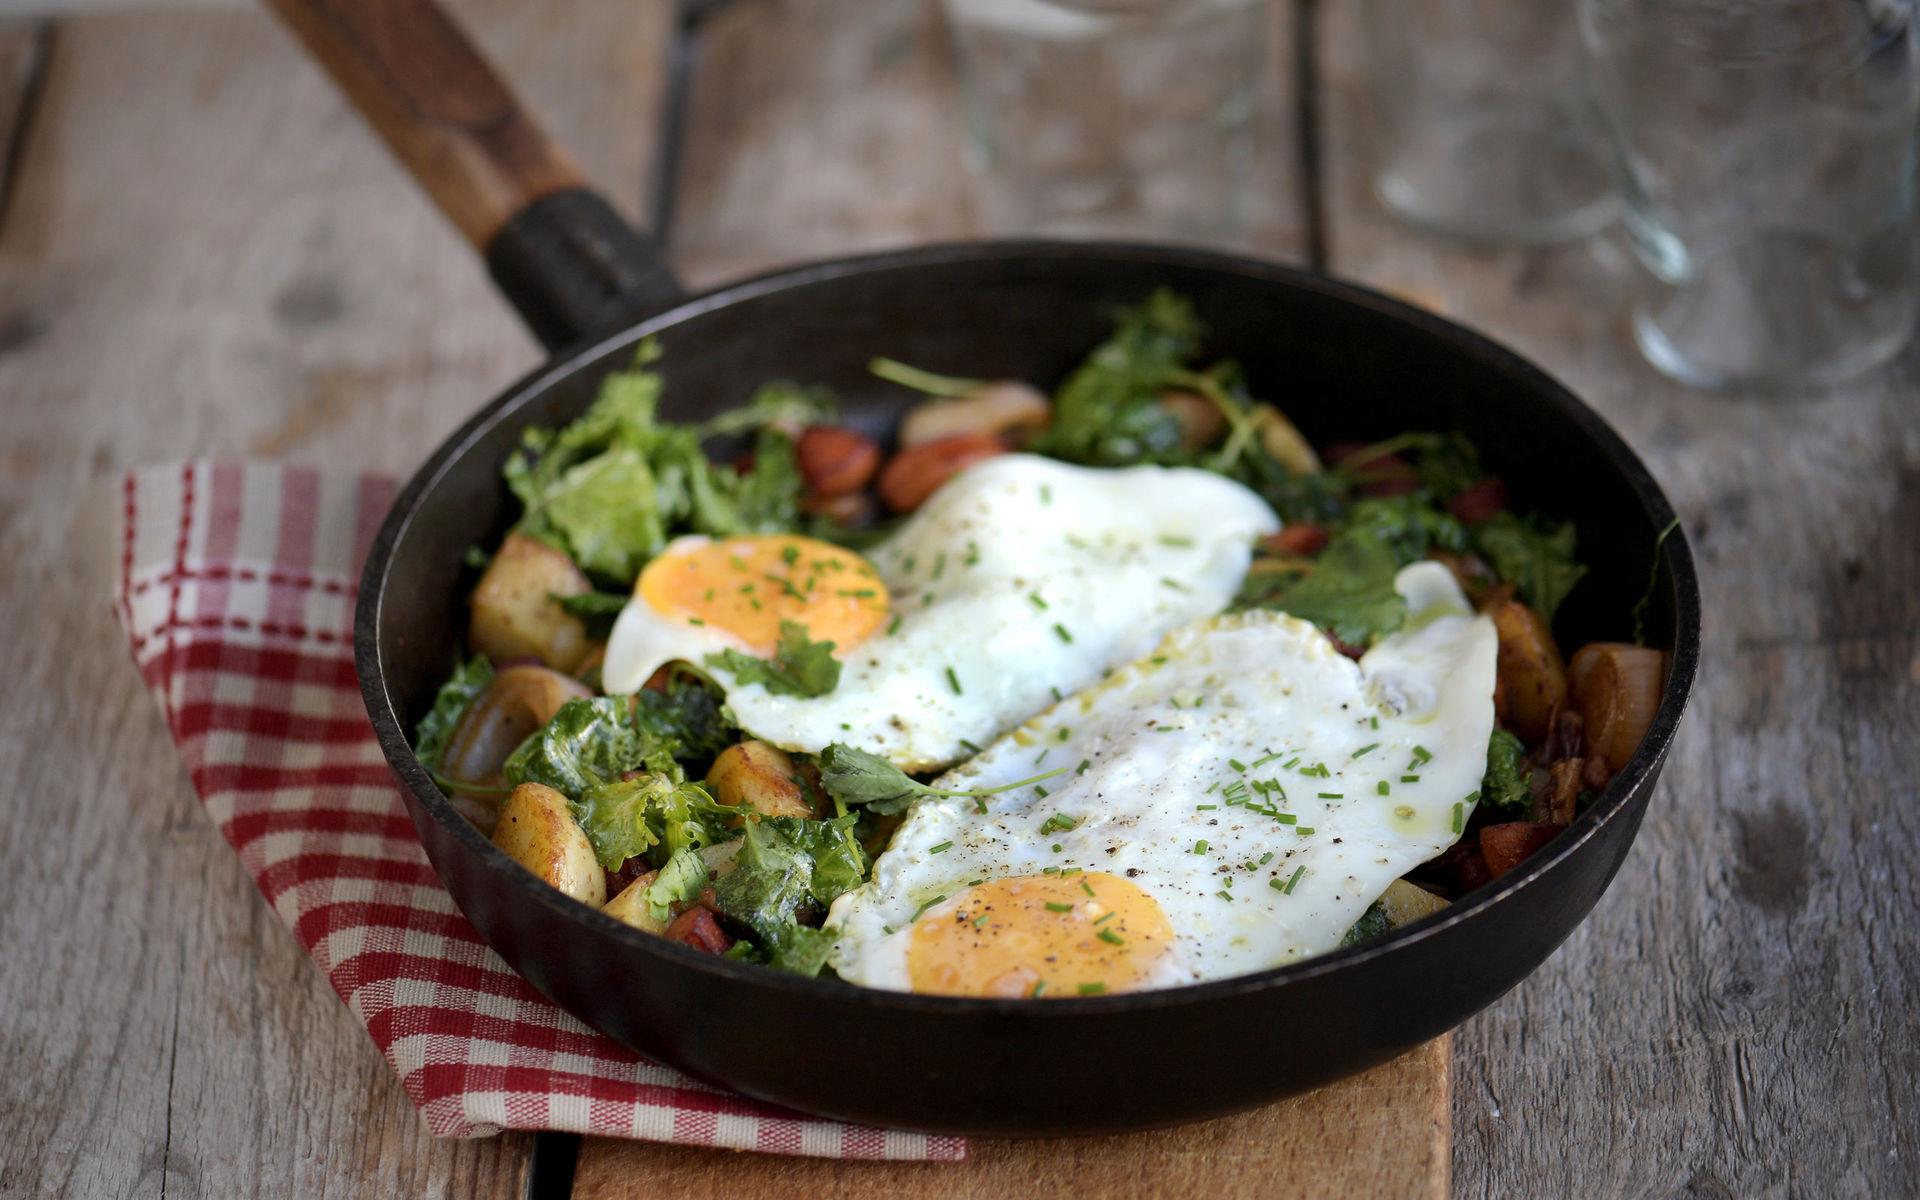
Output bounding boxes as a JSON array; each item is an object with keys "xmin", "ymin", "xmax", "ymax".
[
  {"xmin": 573, "ymin": 1040, "xmax": 1447, "ymax": 1200},
  {"xmin": 0, "ymin": 2, "xmax": 670, "ymax": 1196},
  {"xmin": 0, "ymin": 1, "xmax": 1914, "ymax": 1197}
]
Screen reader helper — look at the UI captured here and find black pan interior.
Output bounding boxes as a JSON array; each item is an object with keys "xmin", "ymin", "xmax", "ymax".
[{"xmin": 359, "ymin": 242, "xmax": 1697, "ymax": 1134}]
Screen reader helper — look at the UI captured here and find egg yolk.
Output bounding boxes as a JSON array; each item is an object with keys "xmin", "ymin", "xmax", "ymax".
[
  {"xmin": 908, "ymin": 872, "xmax": 1177, "ymax": 998},
  {"xmin": 636, "ymin": 534, "xmax": 890, "ymax": 656}
]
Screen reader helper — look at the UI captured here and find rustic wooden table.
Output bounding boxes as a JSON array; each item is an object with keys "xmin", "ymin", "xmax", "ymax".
[{"xmin": 1, "ymin": 1, "xmax": 1913, "ymax": 1196}]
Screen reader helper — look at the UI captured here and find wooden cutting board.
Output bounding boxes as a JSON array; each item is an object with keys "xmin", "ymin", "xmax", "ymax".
[{"xmin": 572, "ymin": 1037, "xmax": 1448, "ymax": 1199}]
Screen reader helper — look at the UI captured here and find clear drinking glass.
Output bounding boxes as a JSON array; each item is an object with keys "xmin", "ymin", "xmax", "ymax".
[
  {"xmin": 943, "ymin": 0, "xmax": 1266, "ymax": 242},
  {"xmin": 1362, "ymin": 0, "xmax": 1616, "ymax": 245},
  {"xmin": 1581, "ymin": 0, "xmax": 1920, "ymax": 390}
]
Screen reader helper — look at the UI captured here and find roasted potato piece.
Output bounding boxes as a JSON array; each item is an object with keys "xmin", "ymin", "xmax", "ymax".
[
  {"xmin": 603, "ymin": 868, "xmax": 668, "ymax": 934},
  {"xmin": 1488, "ymin": 599, "xmax": 1567, "ymax": 744},
  {"xmin": 1376, "ymin": 878, "xmax": 1449, "ymax": 928},
  {"xmin": 1479, "ymin": 821, "xmax": 1566, "ymax": 879},
  {"xmin": 469, "ymin": 532, "xmax": 595, "ymax": 673},
  {"xmin": 705, "ymin": 741, "xmax": 820, "ymax": 821},
  {"xmin": 1568, "ymin": 643, "xmax": 1665, "ymax": 774},
  {"xmin": 1248, "ymin": 403, "xmax": 1322, "ymax": 476},
  {"xmin": 492, "ymin": 782, "xmax": 605, "ymax": 905},
  {"xmin": 1158, "ymin": 389, "xmax": 1227, "ymax": 451},
  {"xmin": 898, "ymin": 381, "xmax": 1050, "ymax": 449}
]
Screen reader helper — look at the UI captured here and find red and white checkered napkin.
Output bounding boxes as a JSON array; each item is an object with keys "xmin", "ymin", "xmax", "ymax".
[{"xmin": 115, "ymin": 461, "xmax": 966, "ymax": 1160}]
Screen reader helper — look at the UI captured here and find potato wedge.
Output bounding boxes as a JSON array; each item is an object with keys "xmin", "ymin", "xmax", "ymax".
[
  {"xmin": 603, "ymin": 869, "xmax": 667, "ymax": 935},
  {"xmin": 1158, "ymin": 389, "xmax": 1227, "ymax": 451},
  {"xmin": 705, "ymin": 741, "xmax": 819, "ymax": 821},
  {"xmin": 1376, "ymin": 878, "xmax": 1449, "ymax": 928},
  {"xmin": 1249, "ymin": 404, "xmax": 1322, "ymax": 476},
  {"xmin": 469, "ymin": 532, "xmax": 594, "ymax": 673},
  {"xmin": 1488, "ymin": 599, "xmax": 1567, "ymax": 744},
  {"xmin": 898, "ymin": 381, "xmax": 1050, "ymax": 449},
  {"xmin": 440, "ymin": 664, "xmax": 590, "ymax": 789},
  {"xmin": 492, "ymin": 782, "xmax": 605, "ymax": 905},
  {"xmin": 1568, "ymin": 643, "xmax": 1665, "ymax": 774}
]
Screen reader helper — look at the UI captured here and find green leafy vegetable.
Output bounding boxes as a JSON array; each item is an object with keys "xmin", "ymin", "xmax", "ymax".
[
  {"xmin": 1480, "ymin": 729, "xmax": 1532, "ymax": 814},
  {"xmin": 710, "ymin": 816, "xmax": 866, "ymax": 975},
  {"xmin": 1472, "ymin": 511, "xmax": 1587, "ymax": 622},
  {"xmin": 631, "ymin": 670, "xmax": 737, "ymax": 765},
  {"xmin": 412, "ymin": 654, "xmax": 493, "ymax": 773},
  {"xmin": 573, "ymin": 766, "xmax": 730, "ymax": 870},
  {"xmin": 813, "ymin": 744, "xmax": 1068, "ymax": 817},
  {"xmin": 706, "ymin": 620, "xmax": 843, "ymax": 698},
  {"xmin": 502, "ymin": 697, "xmax": 648, "ymax": 798},
  {"xmin": 1340, "ymin": 900, "xmax": 1393, "ymax": 947},
  {"xmin": 1238, "ymin": 527, "xmax": 1406, "ymax": 647},
  {"xmin": 1038, "ymin": 290, "xmax": 1204, "ymax": 467},
  {"xmin": 643, "ymin": 846, "xmax": 713, "ymax": 924},
  {"xmin": 1631, "ymin": 516, "xmax": 1680, "ymax": 646},
  {"xmin": 1340, "ymin": 496, "xmax": 1469, "ymax": 564},
  {"xmin": 503, "ymin": 344, "xmax": 818, "ymax": 585},
  {"xmin": 554, "ymin": 590, "xmax": 629, "ymax": 640}
]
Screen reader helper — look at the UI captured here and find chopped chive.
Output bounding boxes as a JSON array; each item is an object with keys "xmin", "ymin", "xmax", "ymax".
[
  {"xmin": 1050, "ymin": 686, "xmax": 1064, "ymax": 702},
  {"xmin": 782, "ymin": 544, "xmax": 799, "ymax": 566},
  {"xmin": 1282, "ymin": 756, "xmax": 1301, "ymax": 770},
  {"xmin": 1053, "ymin": 623, "xmax": 1073, "ymax": 643},
  {"xmin": 1451, "ymin": 802, "xmax": 1464, "ymax": 833},
  {"xmin": 1040, "ymin": 484, "xmax": 1052, "ymax": 505},
  {"xmin": 1377, "ymin": 780, "xmax": 1391, "ymax": 796},
  {"xmin": 974, "ymin": 797, "xmax": 988, "ymax": 814},
  {"xmin": 913, "ymin": 894, "xmax": 947, "ymax": 920},
  {"xmin": 1216, "ymin": 890, "xmax": 1233, "ymax": 902},
  {"xmin": 1035, "ymin": 748, "xmax": 1051, "ymax": 766},
  {"xmin": 1081, "ymin": 880, "xmax": 1095, "ymax": 897},
  {"xmin": 1076, "ymin": 759, "xmax": 1091, "ymax": 775},
  {"xmin": 1043, "ymin": 866, "xmax": 1060, "ymax": 875},
  {"xmin": 1193, "ymin": 839, "xmax": 1210, "ymax": 854},
  {"xmin": 1051, "ymin": 843, "xmax": 1063, "ymax": 853},
  {"xmin": 1032, "ymin": 980, "xmax": 1047, "ymax": 997},
  {"xmin": 945, "ymin": 666, "xmax": 963, "ymax": 695},
  {"xmin": 973, "ymin": 914, "xmax": 990, "ymax": 928},
  {"xmin": 1160, "ymin": 576, "xmax": 1191, "ymax": 592},
  {"xmin": 1097, "ymin": 929, "xmax": 1125, "ymax": 946},
  {"xmin": 959, "ymin": 738, "xmax": 982, "ymax": 754},
  {"xmin": 1252, "ymin": 752, "xmax": 1282, "ymax": 768},
  {"xmin": 1351, "ymin": 743, "xmax": 1379, "ymax": 759},
  {"xmin": 1077, "ymin": 982, "xmax": 1106, "ymax": 995},
  {"xmin": 1401, "ymin": 774, "xmax": 1420, "ymax": 783},
  {"xmin": 1229, "ymin": 758, "xmax": 1248, "ymax": 773},
  {"xmin": 1196, "ymin": 803, "xmax": 1218, "ymax": 811},
  {"xmin": 1413, "ymin": 745, "xmax": 1433, "ymax": 764},
  {"xmin": 1295, "ymin": 826, "xmax": 1316, "ymax": 835},
  {"xmin": 929, "ymin": 841, "xmax": 954, "ymax": 854},
  {"xmin": 1039, "ymin": 813, "xmax": 1077, "ymax": 835},
  {"xmin": 1275, "ymin": 813, "xmax": 1297, "ymax": 825},
  {"xmin": 1056, "ymin": 727, "xmax": 1071, "ymax": 742},
  {"xmin": 1259, "ymin": 851, "xmax": 1274, "ymax": 865},
  {"xmin": 1060, "ymin": 867, "xmax": 1083, "ymax": 876},
  {"xmin": 883, "ymin": 924, "xmax": 895, "ymax": 934},
  {"xmin": 1034, "ymin": 785, "xmax": 1049, "ymax": 799},
  {"xmin": 886, "ymin": 613, "xmax": 903, "ymax": 636},
  {"xmin": 1093, "ymin": 911, "xmax": 1114, "ymax": 925},
  {"xmin": 687, "ymin": 617, "xmax": 705, "ymax": 626},
  {"xmin": 1029, "ymin": 592, "xmax": 1049, "ymax": 610},
  {"xmin": 964, "ymin": 541, "xmax": 980, "ymax": 567},
  {"xmin": 1317, "ymin": 791, "xmax": 1343, "ymax": 799},
  {"xmin": 1045, "ymin": 901, "xmax": 1074, "ymax": 913},
  {"xmin": 1283, "ymin": 865, "xmax": 1306, "ymax": 894},
  {"xmin": 1157, "ymin": 534, "xmax": 1195, "ymax": 547},
  {"xmin": 932, "ymin": 552, "xmax": 948, "ymax": 580}
]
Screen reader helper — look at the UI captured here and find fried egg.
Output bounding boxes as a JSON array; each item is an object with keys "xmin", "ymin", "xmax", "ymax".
[
  {"xmin": 826, "ymin": 562, "xmax": 1497, "ymax": 996},
  {"xmin": 602, "ymin": 454, "xmax": 1279, "ymax": 770}
]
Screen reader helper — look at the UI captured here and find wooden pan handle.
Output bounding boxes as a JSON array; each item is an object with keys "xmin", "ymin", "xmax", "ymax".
[
  {"xmin": 265, "ymin": 0, "xmax": 684, "ymax": 348},
  {"xmin": 265, "ymin": 0, "xmax": 580, "ymax": 246}
]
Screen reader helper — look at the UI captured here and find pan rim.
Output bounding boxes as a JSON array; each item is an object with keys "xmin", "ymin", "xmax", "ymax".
[{"xmin": 356, "ymin": 237, "xmax": 1701, "ymax": 1020}]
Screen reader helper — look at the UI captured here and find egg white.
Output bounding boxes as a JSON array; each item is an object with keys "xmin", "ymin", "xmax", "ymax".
[
  {"xmin": 633, "ymin": 454, "xmax": 1280, "ymax": 771},
  {"xmin": 827, "ymin": 562, "xmax": 1498, "ymax": 990}
]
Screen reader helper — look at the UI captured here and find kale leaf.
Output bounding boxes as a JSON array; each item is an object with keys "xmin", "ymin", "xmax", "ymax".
[
  {"xmin": 1238, "ymin": 526, "xmax": 1407, "ymax": 647},
  {"xmin": 706, "ymin": 620, "xmax": 843, "ymax": 698},
  {"xmin": 553, "ymin": 589, "xmax": 629, "ymax": 640},
  {"xmin": 412, "ymin": 654, "xmax": 494, "ymax": 773},
  {"xmin": 1038, "ymin": 290, "xmax": 1205, "ymax": 467},
  {"xmin": 503, "ymin": 344, "xmax": 817, "ymax": 586},
  {"xmin": 1340, "ymin": 900, "xmax": 1393, "ymax": 947},
  {"xmin": 502, "ymin": 697, "xmax": 649, "ymax": 798},
  {"xmin": 710, "ymin": 815, "xmax": 866, "ymax": 976},
  {"xmin": 631, "ymin": 671, "xmax": 737, "ymax": 766},
  {"xmin": 812, "ymin": 743, "xmax": 1067, "ymax": 816},
  {"xmin": 642, "ymin": 847, "xmax": 712, "ymax": 924},
  {"xmin": 1472, "ymin": 511, "xmax": 1587, "ymax": 622},
  {"xmin": 573, "ymin": 766, "xmax": 731, "ymax": 871},
  {"xmin": 1480, "ymin": 728, "xmax": 1533, "ymax": 814}
]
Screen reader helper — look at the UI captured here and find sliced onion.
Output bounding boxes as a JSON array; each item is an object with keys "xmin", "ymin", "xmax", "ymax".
[
  {"xmin": 1567, "ymin": 643, "xmax": 1665, "ymax": 774},
  {"xmin": 439, "ymin": 664, "xmax": 590, "ymax": 792}
]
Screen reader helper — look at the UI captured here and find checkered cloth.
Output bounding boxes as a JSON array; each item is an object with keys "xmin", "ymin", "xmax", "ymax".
[{"xmin": 116, "ymin": 461, "xmax": 966, "ymax": 1160}]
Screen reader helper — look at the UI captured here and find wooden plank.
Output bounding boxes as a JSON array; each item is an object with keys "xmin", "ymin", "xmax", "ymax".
[
  {"xmin": 0, "ymin": 2, "xmax": 673, "ymax": 1196},
  {"xmin": 1314, "ymin": 2, "xmax": 1920, "ymax": 1196},
  {"xmin": 666, "ymin": 0, "xmax": 1306, "ymax": 288},
  {"xmin": 574, "ymin": 1039, "xmax": 1446, "ymax": 1200}
]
